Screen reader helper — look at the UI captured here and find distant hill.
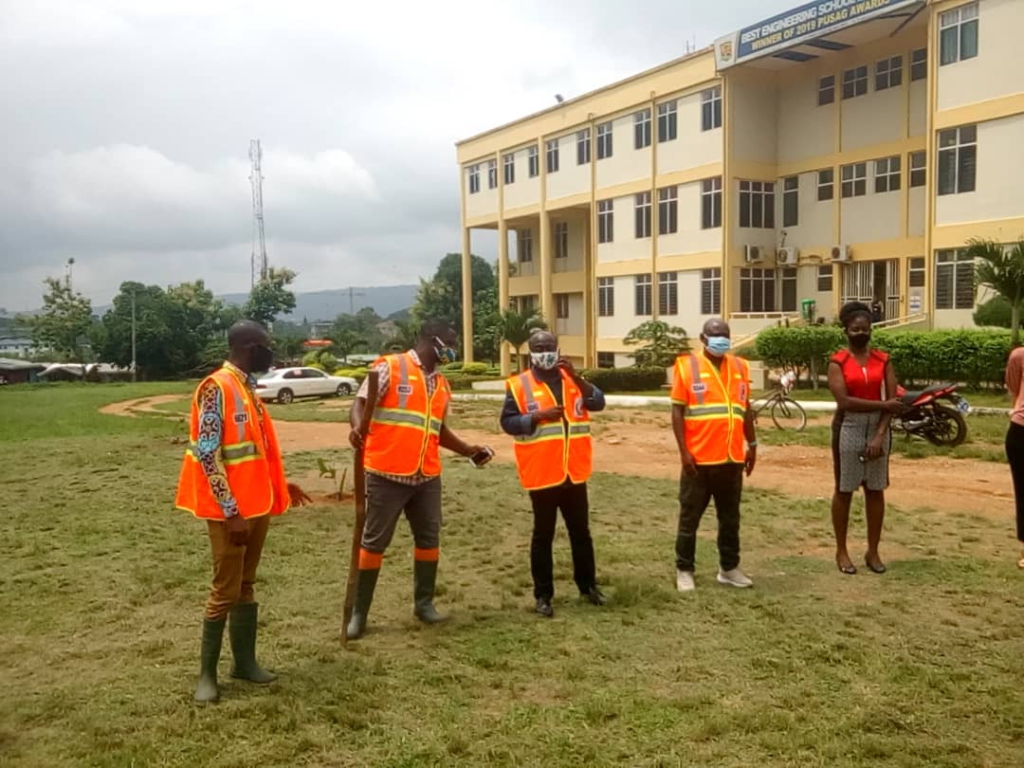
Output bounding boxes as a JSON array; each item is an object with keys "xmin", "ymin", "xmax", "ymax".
[{"xmin": 219, "ymin": 285, "xmax": 418, "ymax": 321}]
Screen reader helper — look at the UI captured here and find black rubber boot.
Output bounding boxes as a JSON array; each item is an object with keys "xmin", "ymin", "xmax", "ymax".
[
  {"xmin": 228, "ymin": 602, "xmax": 277, "ymax": 684},
  {"xmin": 413, "ymin": 559, "xmax": 448, "ymax": 624},
  {"xmin": 346, "ymin": 569, "xmax": 380, "ymax": 641},
  {"xmin": 195, "ymin": 617, "xmax": 225, "ymax": 704}
]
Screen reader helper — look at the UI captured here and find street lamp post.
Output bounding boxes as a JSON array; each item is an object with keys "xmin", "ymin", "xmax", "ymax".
[{"xmin": 131, "ymin": 289, "xmax": 137, "ymax": 383}]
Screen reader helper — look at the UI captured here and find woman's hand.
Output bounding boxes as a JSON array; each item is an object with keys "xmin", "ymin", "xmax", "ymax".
[{"xmin": 864, "ymin": 436, "xmax": 885, "ymax": 461}]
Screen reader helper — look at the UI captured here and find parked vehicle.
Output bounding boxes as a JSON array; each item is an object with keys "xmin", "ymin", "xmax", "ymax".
[
  {"xmin": 255, "ymin": 367, "xmax": 359, "ymax": 404},
  {"xmin": 892, "ymin": 382, "xmax": 969, "ymax": 447},
  {"xmin": 753, "ymin": 370, "xmax": 807, "ymax": 431}
]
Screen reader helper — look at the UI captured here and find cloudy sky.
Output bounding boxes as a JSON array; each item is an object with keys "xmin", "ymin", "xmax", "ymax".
[{"xmin": 0, "ymin": 0, "xmax": 794, "ymax": 312}]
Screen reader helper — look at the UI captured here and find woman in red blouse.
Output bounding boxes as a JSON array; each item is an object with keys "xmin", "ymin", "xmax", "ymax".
[{"xmin": 827, "ymin": 302, "xmax": 905, "ymax": 575}]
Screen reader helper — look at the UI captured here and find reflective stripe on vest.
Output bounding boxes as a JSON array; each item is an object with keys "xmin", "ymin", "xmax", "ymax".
[{"xmin": 507, "ymin": 369, "xmax": 592, "ymax": 491}]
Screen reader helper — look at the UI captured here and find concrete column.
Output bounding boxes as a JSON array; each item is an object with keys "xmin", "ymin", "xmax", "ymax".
[
  {"xmin": 461, "ymin": 227, "xmax": 474, "ymax": 362},
  {"xmin": 539, "ymin": 211, "xmax": 553, "ymax": 325},
  {"xmin": 498, "ymin": 220, "xmax": 510, "ymax": 377}
]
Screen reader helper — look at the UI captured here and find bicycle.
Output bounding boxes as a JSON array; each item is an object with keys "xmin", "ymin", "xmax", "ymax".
[{"xmin": 752, "ymin": 371, "xmax": 807, "ymax": 431}]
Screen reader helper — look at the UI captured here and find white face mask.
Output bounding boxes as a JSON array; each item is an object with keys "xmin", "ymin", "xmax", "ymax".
[{"xmin": 530, "ymin": 351, "xmax": 559, "ymax": 371}]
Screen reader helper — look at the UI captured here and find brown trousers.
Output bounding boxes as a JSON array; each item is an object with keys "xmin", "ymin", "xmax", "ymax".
[{"xmin": 205, "ymin": 515, "xmax": 270, "ymax": 620}]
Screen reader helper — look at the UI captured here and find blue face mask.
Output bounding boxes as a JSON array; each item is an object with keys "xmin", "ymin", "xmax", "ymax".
[
  {"xmin": 433, "ymin": 337, "xmax": 457, "ymax": 364},
  {"xmin": 705, "ymin": 336, "xmax": 732, "ymax": 357}
]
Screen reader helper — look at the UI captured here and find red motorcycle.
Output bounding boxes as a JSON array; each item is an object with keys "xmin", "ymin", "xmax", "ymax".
[{"xmin": 892, "ymin": 382, "xmax": 970, "ymax": 447}]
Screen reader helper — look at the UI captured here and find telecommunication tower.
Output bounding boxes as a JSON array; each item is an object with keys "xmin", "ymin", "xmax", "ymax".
[{"xmin": 249, "ymin": 139, "xmax": 269, "ymax": 287}]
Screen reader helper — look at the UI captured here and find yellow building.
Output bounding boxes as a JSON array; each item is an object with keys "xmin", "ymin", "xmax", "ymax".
[{"xmin": 456, "ymin": 0, "xmax": 1024, "ymax": 373}]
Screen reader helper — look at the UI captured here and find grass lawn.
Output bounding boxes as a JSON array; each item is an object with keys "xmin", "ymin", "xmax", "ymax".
[{"xmin": 2, "ymin": 384, "xmax": 1024, "ymax": 766}]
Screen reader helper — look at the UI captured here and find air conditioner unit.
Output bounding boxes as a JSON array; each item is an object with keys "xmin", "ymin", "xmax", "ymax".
[
  {"xmin": 831, "ymin": 244, "xmax": 851, "ymax": 262},
  {"xmin": 777, "ymin": 246, "xmax": 799, "ymax": 265},
  {"xmin": 744, "ymin": 245, "xmax": 764, "ymax": 264}
]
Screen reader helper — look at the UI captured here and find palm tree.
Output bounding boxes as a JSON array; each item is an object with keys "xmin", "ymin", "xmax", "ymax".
[
  {"xmin": 968, "ymin": 237, "xmax": 1024, "ymax": 346},
  {"xmin": 623, "ymin": 320, "xmax": 690, "ymax": 368},
  {"xmin": 496, "ymin": 307, "xmax": 547, "ymax": 372}
]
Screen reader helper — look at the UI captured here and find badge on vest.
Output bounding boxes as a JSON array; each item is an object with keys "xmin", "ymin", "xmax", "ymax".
[
  {"xmin": 739, "ymin": 383, "xmax": 748, "ymax": 401},
  {"xmin": 691, "ymin": 382, "xmax": 707, "ymax": 395},
  {"xmin": 526, "ymin": 401, "xmax": 540, "ymax": 413},
  {"xmin": 574, "ymin": 399, "xmax": 584, "ymax": 418},
  {"xmin": 233, "ymin": 413, "xmax": 249, "ymax": 424},
  {"xmin": 397, "ymin": 384, "xmax": 414, "ymax": 395}
]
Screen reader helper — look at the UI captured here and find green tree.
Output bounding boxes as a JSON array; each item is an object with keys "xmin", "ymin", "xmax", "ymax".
[
  {"xmin": 32, "ymin": 277, "xmax": 94, "ymax": 361},
  {"xmin": 623, "ymin": 321, "xmax": 690, "ymax": 368},
  {"xmin": 496, "ymin": 307, "xmax": 547, "ymax": 372},
  {"xmin": 272, "ymin": 333, "xmax": 307, "ymax": 364},
  {"xmin": 244, "ymin": 267, "xmax": 297, "ymax": 327},
  {"xmin": 973, "ymin": 295, "xmax": 1013, "ymax": 329},
  {"xmin": 969, "ymin": 237, "xmax": 1024, "ymax": 346},
  {"xmin": 412, "ymin": 254, "xmax": 495, "ymax": 353},
  {"xmin": 332, "ymin": 330, "xmax": 368, "ymax": 362},
  {"xmin": 384, "ymin": 319, "xmax": 421, "ymax": 352}
]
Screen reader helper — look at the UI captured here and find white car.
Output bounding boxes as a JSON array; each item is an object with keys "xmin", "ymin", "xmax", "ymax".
[{"xmin": 255, "ymin": 367, "xmax": 359, "ymax": 404}]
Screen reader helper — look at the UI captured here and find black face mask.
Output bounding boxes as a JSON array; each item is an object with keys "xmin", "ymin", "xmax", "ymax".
[
  {"xmin": 252, "ymin": 344, "xmax": 275, "ymax": 373},
  {"xmin": 848, "ymin": 333, "xmax": 871, "ymax": 350}
]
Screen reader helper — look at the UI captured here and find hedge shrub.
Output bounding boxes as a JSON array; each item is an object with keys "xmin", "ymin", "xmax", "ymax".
[
  {"xmin": 755, "ymin": 327, "xmax": 1011, "ymax": 389},
  {"xmin": 460, "ymin": 362, "xmax": 490, "ymax": 376},
  {"xmin": 333, "ymin": 367, "xmax": 369, "ymax": 381},
  {"xmin": 580, "ymin": 367, "xmax": 668, "ymax": 392}
]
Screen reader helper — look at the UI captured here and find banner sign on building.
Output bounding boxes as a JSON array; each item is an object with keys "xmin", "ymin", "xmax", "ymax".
[{"xmin": 714, "ymin": 0, "xmax": 921, "ymax": 70}]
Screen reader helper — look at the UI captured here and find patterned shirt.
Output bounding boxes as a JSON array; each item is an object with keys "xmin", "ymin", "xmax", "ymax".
[
  {"xmin": 356, "ymin": 350, "xmax": 446, "ymax": 486},
  {"xmin": 195, "ymin": 361, "xmax": 266, "ymax": 518}
]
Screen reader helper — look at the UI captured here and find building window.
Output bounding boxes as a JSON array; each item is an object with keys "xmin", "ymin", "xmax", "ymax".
[
  {"xmin": 634, "ymin": 109, "xmax": 652, "ymax": 149},
  {"xmin": 938, "ymin": 125, "xmax": 977, "ymax": 195},
  {"xmin": 780, "ymin": 267, "xmax": 798, "ymax": 312},
  {"xmin": 842, "ymin": 65, "xmax": 868, "ymax": 99},
  {"xmin": 658, "ymin": 187, "xmax": 678, "ymax": 235},
  {"xmin": 555, "ymin": 293, "xmax": 570, "ymax": 319},
  {"xmin": 935, "ymin": 249, "xmax": 974, "ymax": 310},
  {"xmin": 657, "ymin": 101, "xmax": 678, "ymax": 143},
  {"xmin": 940, "ymin": 3, "xmax": 979, "ymax": 66},
  {"xmin": 528, "ymin": 146, "xmax": 539, "ymax": 178},
  {"xmin": 701, "ymin": 86, "xmax": 722, "ymax": 131},
  {"xmin": 783, "ymin": 176, "xmax": 799, "ymax": 228},
  {"xmin": 597, "ymin": 352, "xmax": 615, "ymax": 369},
  {"xmin": 875, "ymin": 56, "xmax": 903, "ymax": 91},
  {"xmin": 817, "ymin": 169, "xmax": 835, "ymax": 201},
  {"xmin": 740, "ymin": 268, "xmax": 776, "ymax": 313},
  {"xmin": 503, "ymin": 154, "xmax": 515, "ymax": 185},
  {"xmin": 577, "ymin": 129, "xmax": 591, "ymax": 166},
  {"xmin": 487, "ymin": 159, "xmax": 498, "ymax": 190},
  {"xmin": 598, "ymin": 277, "xmax": 614, "ymax": 317},
  {"xmin": 909, "ymin": 257, "xmax": 925, "ymax": 288},
  {"xmin": 818, "ymin": 75, "xmax": 835, "ymax": 106},
  {"xmin": 658, "ymin": 272, "xmax": 679, "ymax": 316},
  {"xmin": 875, "ymin": 156, "xmax": 901, "ymax": 194},
  {"xmin": 597, "ymin": 122, "xmax": 613, "ymax": 160},
  {"xmin": 910, "ymin": 151, "xmax": 927, "ymax": 188},
  {"xmin": 739, "ymin": 181, "xmax": 775, "ymax": 229},
  {"xmin": 519, "ymin": 229, "xmax": 533, "ymax": 263},
  {"xmin": 701, "ymin": 269, "xmax": 721, "ymax": 315},
  {"xmin": 701, "ymin": 177, "xmax": 722, "ymax": 229},
  {"xmin": 635, "ymin": 274, "xmax": 653, "ymax": 316},
  {"xmin": 841, "ymin": 163, "xmax": 867, "ymax": 198},
  {"xmin": 597, "ymin": 200, "xmax": 614, "ymax": 244},
  {"xmin": 519, "ymin": 296, "xmax": 537, "ymax": 315},
  {"xmin": 635, "ymin": 192, "xmax": 652, "ymax": 239},
  {"xmin": 554, "ymin": 222, "xmax": 569, "ymax": 260},
  {"xmin": 911, "ymin": 48, "xmax": 927, "ymax": 81},
  {"xmin": 817, "ymin": 264, "xmax": 833, "ymax": 292},
  {"xmin": 546, "ymin": 139, "xmax": 560, "ymax": 174},
  {"xmin": 468, "ymin": 165, "xmax": 480, "ymax": 194}
]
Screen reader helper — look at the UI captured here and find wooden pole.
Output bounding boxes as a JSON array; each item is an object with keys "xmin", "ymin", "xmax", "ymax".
[{"xmin": 342, "ymin": 370, "xmax": 378, "ymax": 644}]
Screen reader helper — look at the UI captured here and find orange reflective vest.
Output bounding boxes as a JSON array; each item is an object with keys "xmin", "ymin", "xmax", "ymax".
[
  {"xmin": 507, "ymin": 369, "xmax": 592, "ymax": 491},
  {"xmin": 175, "ymin": 366, "xmax": 290, "ymax": 520},
  {"xmin": 363, "ymin": 353, "xmax": 452, "ymax": 477},
  {"xmin": 671, "ymin": 352, "xmax": 750, "ymax": 465}
]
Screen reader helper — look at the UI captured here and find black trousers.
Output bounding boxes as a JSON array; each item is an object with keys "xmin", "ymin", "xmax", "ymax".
[
  {"xmin": 1006, "ymin": 423, "xmax": 1024, "ymax": 541},
  {"xmin": 528, "ymin": 480, "xmax": 597, "ymax": 600},
  {"xmin": 675, "ymin": 464, "xmax": 744, "ymax": 572}
]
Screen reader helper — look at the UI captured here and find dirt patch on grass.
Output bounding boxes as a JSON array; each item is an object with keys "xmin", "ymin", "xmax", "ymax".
[{"xmin": 99, "ymin": 394, "xmax": 186, "ymax": 416}]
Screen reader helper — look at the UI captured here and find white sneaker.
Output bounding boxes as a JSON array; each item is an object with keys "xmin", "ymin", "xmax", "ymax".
[
  {"xmin": 717, "ymin": 567, "xmax": 753, "ymax": 588},
  {"xmin": 676, "ymin": 570, "xmax": 695, "ymax": 592}
]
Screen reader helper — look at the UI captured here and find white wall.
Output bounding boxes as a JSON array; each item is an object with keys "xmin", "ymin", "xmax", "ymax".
[
  {"xmin": 503, "ymin": 147, "xmax": 541, "ymax": 210},
  {"xmin": 797, "ymin": 265, "xmax": 834, "ymax": 322},
  {"xmin": 597, "ymin": 195, "xmax": 651, "ymax": 263},
  {"xmin": 777, "ymin": 76, "xmax": 835, "ymax": 164},
  {"xmin": 546, "ymin": 133, "xmax": 590, "ymax": 202},
  {"xmin": 658, "ymin": 90, "xmax": 723, "ymax": 174},
  {"xmin": 937, "ymin": 0, "xmax": 1024, "ymax": 111},
  {"xmin": 840, "ymin": 170, "xmax": 902, "ymax": 243},
  {"xmin": 841, "ymin": 80, "xmax": 903, "ymax": 152},
  {"xmin": 731, "ymin": 78, "xmax": 778, "ymax": 164},
  {"xmin": 665, "ymin": 269, "xmax": 706, "ymax": 339},
  {"xmin": 596, "ymin": 275, "xmax": 647, "ymax": 338},
  {"xmin": 777, "ymin": 171, "xmax": 834, "ymax": 252},
  {"xmin": 465, "ymin": 164, "xmax": 498, "ymax": 219},
  {"xmin": 935, "ymin": 113, "xmax": 1024, "ymax": 225},
  {"xmin": 552, "ymin": 217, "xmax": 586, "ymax": 273},
  {"xmin": 554, "ymin": 293, "xmax": 585, "ymax": 336},
  {"xmin": 909, "ymin": 186, "xmax": 926, "ymax": 237},
  {"xmin": 909, "ymin": 79, "xmax": 928, "ymax": 138},
  {"xmin": 597, "ymin": 112, "xmax": 651, "ymax": 189},
  {"xmin": 658, "ymin": 180, "xmax": 723, "ymax": 256}
]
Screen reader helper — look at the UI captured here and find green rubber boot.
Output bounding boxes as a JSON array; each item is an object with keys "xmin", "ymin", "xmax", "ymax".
[
  {"xmin": 228, "ymin": 602, "xmax": 277, "ymax": 684},
  {"xmin": 346, "ymin": 568, "xmax": 380, "ymax": 641},
  {"xmin": 195, "ymin": 617, "xmax": 225, "ymax": 704},
  {"xmin": 413, "ymin": 560, "xmax": 448, "ymax": 625}
]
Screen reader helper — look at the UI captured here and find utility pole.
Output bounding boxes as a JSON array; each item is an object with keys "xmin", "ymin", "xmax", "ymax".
[
  {"xmin": 131, "ymin": 288, "xmax": 137, "ymax": 383},
  {"xmin": 347, "ymin": 286, "xmax": 365, "ymax": 315},
  {"xmin": 249, "ymin": 139, "xmax": 269, "ymax": 287}
]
